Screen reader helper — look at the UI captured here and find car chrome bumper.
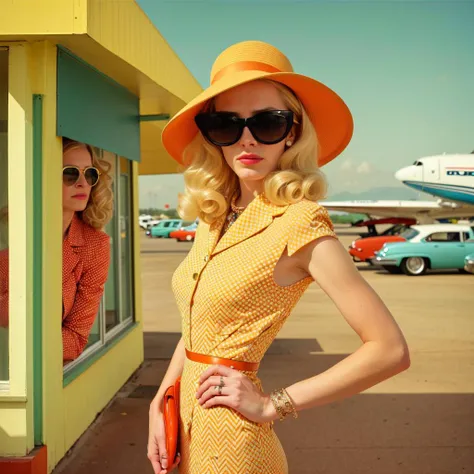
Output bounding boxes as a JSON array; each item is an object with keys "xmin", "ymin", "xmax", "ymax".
[
  {"xmin": 374, "ymin": 257, "xmax": 398, "ymax": 265},
  {"xmin": 464, "ymin": 260, "xmax": 474, "ymax": 274}
]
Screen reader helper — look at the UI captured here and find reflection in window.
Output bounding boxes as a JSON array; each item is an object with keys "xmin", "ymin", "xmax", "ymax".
[{"xmin": 0, "ymin": 49, "xmax": 9, "ymax": 382}]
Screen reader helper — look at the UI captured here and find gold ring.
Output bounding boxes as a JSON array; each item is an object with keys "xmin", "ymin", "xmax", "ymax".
[
  {"xmin": 214, "ymin": 385, "xmax": 219, "ymax": 391},
  {"xmin": 219, "ymin": 376, "xmax": 225, "ymax": 388},
  {"xmin": 218, "ymin": 385, "xmax": 223, "ymax": 395}
]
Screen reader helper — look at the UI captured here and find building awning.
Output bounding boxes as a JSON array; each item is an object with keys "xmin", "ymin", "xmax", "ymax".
[{"xmin": 0, "ymin": 0, "xmax": 202, "ymax": 175}]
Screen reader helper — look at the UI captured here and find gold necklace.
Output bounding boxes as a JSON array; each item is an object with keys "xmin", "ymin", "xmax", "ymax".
[
  {"xmin": 231, "ymin": 200, "xmax": 246, "ymax": 213},
  {"xmin": 222, "ymin": 197, "xmax": 246, "ymax": 234}
]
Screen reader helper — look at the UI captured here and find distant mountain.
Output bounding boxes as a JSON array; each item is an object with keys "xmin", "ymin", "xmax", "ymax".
[{"xmin": 326, "ymin": 186, "xmax": 431, "ymax": 201}]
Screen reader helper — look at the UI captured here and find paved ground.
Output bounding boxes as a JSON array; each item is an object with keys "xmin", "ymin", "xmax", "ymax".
[{"xmin": 54, "ymin": 227, "xmax": 474, "ymax": 474}]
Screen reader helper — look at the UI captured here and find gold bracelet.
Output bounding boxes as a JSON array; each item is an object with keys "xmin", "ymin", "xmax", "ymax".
[{"xmin": 270, "ymin": 388, "xmax": 298, "ymax": 421}]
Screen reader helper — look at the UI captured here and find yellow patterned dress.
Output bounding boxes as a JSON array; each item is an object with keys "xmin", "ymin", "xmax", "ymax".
[{"xmin": 171, "ymin": 194, "xmax": 336, "ymax": 474}]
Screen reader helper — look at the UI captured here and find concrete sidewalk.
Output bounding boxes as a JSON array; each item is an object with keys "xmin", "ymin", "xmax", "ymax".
[
  {"xmin": 53, "ymin": 332, "xmax": 474, "ymax": 474},
  {"xmin": 53, "ymin": 234, "xmax": 474, "ymax": 474}
]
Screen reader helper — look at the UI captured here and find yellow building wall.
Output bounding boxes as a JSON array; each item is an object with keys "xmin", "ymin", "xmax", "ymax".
[
  {"xmin": 0, "ymin": 0, "xmax": 85, "ymax": 35},
  {"xmin": 0, "ymin": 402, "xmax": 30, "ymax": 455},
  {"xmin": 0, "ymin": 42, "xmax": 35, "ymax": 456},
  {"xmin": 35, "ymin": 45, "xmax": 145, "ymax": 471},
  {"xmin": 37, "ymin": 41, "xmax": 68, "ymax": 469},
  {"xmin": 0, "ymin": 41, "xmax": 146, "ymax": 470},
  {"xmin": 62, "ymin": 326, "xmax": 143, "ymax": 456}
]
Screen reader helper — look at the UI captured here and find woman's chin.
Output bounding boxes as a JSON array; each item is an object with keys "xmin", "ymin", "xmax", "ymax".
[
  {"xmin": 236, "ymin": 169, "xmax": 268, "ymax": 182},
  {"xmin": 64, "ymin": 202, "xmax": 88, "ymax": 213}
]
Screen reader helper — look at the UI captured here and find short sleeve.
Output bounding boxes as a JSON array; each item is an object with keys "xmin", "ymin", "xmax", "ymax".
[{"xmin": 287, "ymin": 203, "xmax": 337, "ymax": 256}]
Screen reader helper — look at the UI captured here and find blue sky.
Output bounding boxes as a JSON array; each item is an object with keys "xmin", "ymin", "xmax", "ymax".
[{"xmin": 137, "ymin": 0, "xmax": 474, "ymax": 208}]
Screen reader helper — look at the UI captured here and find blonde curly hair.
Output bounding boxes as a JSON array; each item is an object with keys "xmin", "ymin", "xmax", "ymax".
[
  {"xmin": 63, "ymin": 138, "xmax": 114, "ymax": 230},
  {"xmin": 178, "ymin": 79, "xmax": 328, "ymax": 224}
]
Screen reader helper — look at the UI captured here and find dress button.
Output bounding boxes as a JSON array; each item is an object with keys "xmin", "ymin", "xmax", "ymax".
[
  {"xmin": 204, "ymin": 255, "xmax": 209, "ymax": 262},
  {"xmin": 193, "ymin": 272, "xmax": 199, "ymax": 280}
]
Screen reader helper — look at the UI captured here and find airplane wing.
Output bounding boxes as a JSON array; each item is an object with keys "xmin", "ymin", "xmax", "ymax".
[{"xmin": 320, "ymin": 200, "xmax": 474, "ymax": 223}]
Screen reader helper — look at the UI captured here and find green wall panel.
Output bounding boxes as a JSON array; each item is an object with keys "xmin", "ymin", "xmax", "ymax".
[{"xmin": 56, "ymin": 47, "xmax": 140, "ymax": 161}]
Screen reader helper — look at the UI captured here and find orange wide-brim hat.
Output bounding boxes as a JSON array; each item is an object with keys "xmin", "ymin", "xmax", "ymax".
[{"xmin": 161, "ymin": 40, "xmax": 353, "ymax": 167}]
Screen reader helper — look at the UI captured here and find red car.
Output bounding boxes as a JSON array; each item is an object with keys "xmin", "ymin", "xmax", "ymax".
[
  {"xmin": 349, "ymin": 218, "xmax": 416, "ymax": 263},
  {"xmin": 169, "ymin": 222, "xmax": 197, "ymax": 242},
  {"xmin": 353, "ymin": 217, "xmax": 416, "ymax": 238}
]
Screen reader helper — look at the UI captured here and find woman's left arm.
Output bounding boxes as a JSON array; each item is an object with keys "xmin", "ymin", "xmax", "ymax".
[
  {"xmin": 197, "ymin": 235, "xmax": 410, "ymax": 422},
  {"xmin": 261, "ymin": 235, "xmax": 410, "ymax": 418}
]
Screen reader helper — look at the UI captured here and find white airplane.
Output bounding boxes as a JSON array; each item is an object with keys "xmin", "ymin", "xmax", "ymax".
[
  {"xmin": 322, "ymin": 153, "xmax": 474, "ymax": 223},
  {"xmin": 395, "ymin": 153, "xmax": 474, "ymax": 205}
]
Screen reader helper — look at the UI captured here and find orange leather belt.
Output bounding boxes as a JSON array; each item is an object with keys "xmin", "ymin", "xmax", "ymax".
[{"xmin": 185, "ymin": 349, "xmax": 259, "ymax": 372}]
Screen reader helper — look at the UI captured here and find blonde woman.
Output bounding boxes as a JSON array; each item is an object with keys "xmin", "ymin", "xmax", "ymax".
[
  {"xmin": 61, "ymin": 138, "xmax": 113, "ymax": 362},
  {"xmin": 147, "ymin": 41, "xmax": 410, "ymax": 474}
]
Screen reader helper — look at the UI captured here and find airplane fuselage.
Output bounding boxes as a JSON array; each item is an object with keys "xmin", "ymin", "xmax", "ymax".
[{"xmin": 395, "ymin": 154, "xmax": 474, "ymax": 205}]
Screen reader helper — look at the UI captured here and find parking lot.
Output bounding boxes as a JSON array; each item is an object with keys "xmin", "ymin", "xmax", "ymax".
[
  {"xmin": 139, "ymin": 224, "xmax": 474, "ymax": 473},
  {"xmin": 55, "ymin": 225, "xmax": 474, "ymax": 474}
]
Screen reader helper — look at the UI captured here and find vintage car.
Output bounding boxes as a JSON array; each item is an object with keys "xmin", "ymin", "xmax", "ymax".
[
  {"xmin": 145, "ymin": 220, "xmax": 162, "ymax": 237},
  {"xmin": 349, "ymin": 224, "xmax": 418, "ymax": 263},
  {"xmin": 353, "ymin": 217, "xmax": 416, "ymax": 238},
  {"xmin": 149, "ymin": 219, "xmax": 183, "ymax": 238},
  {"xmin": 170, "ymin": 222, "xmax": 198, "ymax": 242},
  {"xmin": 374, "ymin": 224, "xmax": 474, "ymax": 275},
  {"xmin": 465, "ymin": 254, "xmax": 474, "ymax": 274}
]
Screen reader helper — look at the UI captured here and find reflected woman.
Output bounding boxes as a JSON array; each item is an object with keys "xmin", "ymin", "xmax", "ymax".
[{"xmin": 0, "ymin": 138, "xmax": 113, "ymax": 363}]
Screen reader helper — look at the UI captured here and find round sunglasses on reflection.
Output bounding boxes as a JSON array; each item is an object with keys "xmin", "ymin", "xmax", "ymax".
[
  {"xmin": 62, "ymin": 166, "xmax": 101, "ymax": 187},
  {"xmin": 194, "ymin": 109, "xmax": 294, "ymax": 147}
]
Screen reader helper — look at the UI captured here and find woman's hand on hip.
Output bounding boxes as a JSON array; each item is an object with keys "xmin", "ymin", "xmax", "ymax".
[
  {"xmin": 147, "ymin": 398, "xmax": 181, "ymax": 474},
  {"xmin": 196, "ymin": 365, "xmax": 275, "ymax": 423}
]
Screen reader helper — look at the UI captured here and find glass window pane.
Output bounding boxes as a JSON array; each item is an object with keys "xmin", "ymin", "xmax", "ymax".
[
  {"xmin": 0, "ymin": 49, "xmax": 9, "ymax": 382},
  {"xmin": 119, "ymin": 158, "xmax": 133, "ymax": 322}
]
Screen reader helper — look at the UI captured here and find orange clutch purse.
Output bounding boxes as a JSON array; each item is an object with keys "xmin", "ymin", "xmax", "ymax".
[{"xmin": 162, "ymin": 377, "xmax": 181, "ymax": 464}]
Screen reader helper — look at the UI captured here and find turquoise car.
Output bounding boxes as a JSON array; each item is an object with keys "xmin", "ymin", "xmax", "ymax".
[
  {"xmin": 374, "ymin": 224, "xmax": 474, "ymax": 276},
  {"xmin": 465, "ymin": 254, "xmax": 474, "ymax": 274},
  {"xmin": 150, "ymin": 219, "xmax": 183, "ymax": 238}
]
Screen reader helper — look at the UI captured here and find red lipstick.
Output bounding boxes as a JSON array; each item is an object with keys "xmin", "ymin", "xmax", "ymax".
[{"xmin": 237, "ymin": 153, "xmax": 263, "ymax": 166}]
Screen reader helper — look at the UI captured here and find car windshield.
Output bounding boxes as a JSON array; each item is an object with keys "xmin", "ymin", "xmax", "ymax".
[
  {"xmin": 400, "ymin": 228, "xmax": 419, "ymax": 240},
  {"xmin": 382, "ymin": 224, "xmax": 406, "ymax": 236}
]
